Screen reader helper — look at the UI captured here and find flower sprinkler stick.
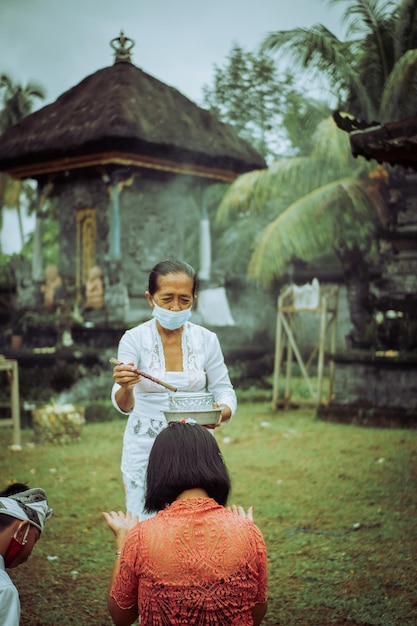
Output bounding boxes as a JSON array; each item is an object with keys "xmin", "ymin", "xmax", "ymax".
[{"xmin": 109, "ymin": 358, "xmax": 177, "ymax": 392}]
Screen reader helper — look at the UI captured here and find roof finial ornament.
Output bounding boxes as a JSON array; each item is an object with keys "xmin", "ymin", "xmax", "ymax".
[{"xmin": 110, "ymin": 31, "xmax": 135, "ymax": 63}]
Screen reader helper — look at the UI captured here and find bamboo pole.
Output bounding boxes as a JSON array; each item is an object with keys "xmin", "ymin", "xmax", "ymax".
[
  {"xmin": 272, "ymin": 285, "xmax": 339, "ymax": 411},
  {"xmin": 272, "ymin": 294, "xmax": 284, "ymax": 409},
  {"xmin": 328, "ymin": 288, "xmax": 339, "ymax": 403},
  {"xmin": 316, "ymin": 295, "xmax": 327, "ymax": 405},
  {"xmin": 280, "ymin": 314, "xmax": 315, "ymax": 399}
]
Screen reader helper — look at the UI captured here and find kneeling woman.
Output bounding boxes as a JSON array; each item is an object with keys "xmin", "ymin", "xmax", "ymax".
[{"xmin": 103, "ymin": 422, "xmax": 268, "ymax": 626}]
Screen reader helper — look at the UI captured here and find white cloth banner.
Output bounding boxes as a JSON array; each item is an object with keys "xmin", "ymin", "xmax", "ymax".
[
  {"xmin": 291, "ymin": 278, "xmax": 320, "ymax": 310},
  {"xmin": 197, "ymin": 288, "xmax": 235, "ymax": 326}
]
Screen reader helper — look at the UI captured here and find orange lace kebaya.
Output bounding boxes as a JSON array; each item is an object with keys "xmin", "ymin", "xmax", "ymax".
[{"xmin": 111, "ymin": 498, "xmax": 267, "ymax": 625}]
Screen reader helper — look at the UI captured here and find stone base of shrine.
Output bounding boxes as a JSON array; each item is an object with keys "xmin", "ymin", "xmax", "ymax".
[
  {"xmin": 317, "ymin": 350, "xmax": 417, "ymax": 428},
  {"xmin": 317, "ymin": 403, "xmax": 417, "ymax": 428}
]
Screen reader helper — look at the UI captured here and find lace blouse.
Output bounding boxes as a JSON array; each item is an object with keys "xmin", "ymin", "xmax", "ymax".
[
  {"xmin": 111, "ymin": 498, "xmax": 268, "ymax": 625},
  {"xmin": 111, "ymin": 320, "xmax": 237, "ymax": 486},
  {"xmin": 112, "ymin": 319, "xmax": 237, "ymax": 408}
]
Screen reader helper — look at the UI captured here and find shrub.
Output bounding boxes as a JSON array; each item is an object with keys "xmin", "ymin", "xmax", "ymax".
[{"xmin": 84, "ymin": 401, "xmax": 118, "ymax": 423}]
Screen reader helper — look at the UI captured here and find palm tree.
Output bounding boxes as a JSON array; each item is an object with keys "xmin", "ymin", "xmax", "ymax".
[
  {"xmin": 0, "ymin": 74, "xmax": 46, "ymax": 251},
  {"xmin": 216, "ymin": 0, "xmax": 417, "ymax": 346},
  {"xmin": 261, "ymin": 0, "xmax": 417, "ymax": 122},
  {"xmin": 0, "ymin": 74, "xmax": 45, "ymax": 128}
]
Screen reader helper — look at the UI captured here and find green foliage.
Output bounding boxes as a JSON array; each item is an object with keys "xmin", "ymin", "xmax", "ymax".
[
  {"xmin": 0, "ymin": 73, "xmax": 46, "ymax": 253},
  {"xmin": 247, "ymin": 176, "xmax": 383, "ymax": 285},
  {"xmin": 216, "ymin": 112, "xmax": 386, "ymax": 288},
  {"xmin": 262, "ymin": 0, "xmax": 417, "ymax": 122},
  {"xmin": 202, "ymin": 42, "xmax": 338, "ymax": 159},
  {"xmin": 380, "ymin": 47, "xmax": 417, "ymax": 120},
  {"xmin": 280, "ymin": 85, "xmax": 332, "ymax": 156},
  {"xmin": 0, "ymin": 73, "xmax": 46, "ymax": 131},
  {"xmin": 214, "ymin": 0, "xmax": 412, "ymax": 337},
  {"xmin": 17, "ymin": 361, "xmax": 82, "ymax": 402},
  {"xmin": 0, "ymin": 252, "xmax": 13, "ymax": 285},
  {"xmin": 20, "ymin": 206, "xmax": 60, "ymax": 267},
  {"xmin": 203, "ymin": 43, "xmax": 293, "ymax": 159},
  {"xmin": 84, "ymin": 401, "xmax": 118, "ymax": 423},
  {"xmin": 262, "ymin": 23, "xmax": 361, "ymax": 105}
]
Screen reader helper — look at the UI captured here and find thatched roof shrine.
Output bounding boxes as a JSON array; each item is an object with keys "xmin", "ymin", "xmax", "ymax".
[
  {"xmin": 333, "ymin": 111, "xmax": 417, "ymax": 171},
  {"xmin": 0, "ymin": 34, "xmax": 265, "ymax": 182}
]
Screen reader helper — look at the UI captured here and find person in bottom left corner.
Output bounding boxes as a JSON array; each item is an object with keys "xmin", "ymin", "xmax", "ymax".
[{"xmin": 0, "ymin": 483, "xmax": 53, "ymax": 626}]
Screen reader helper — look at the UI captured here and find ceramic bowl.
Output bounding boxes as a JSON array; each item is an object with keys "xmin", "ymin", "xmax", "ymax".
[
  {"xmin": 168, "ymin": 392, "xmax": 215, "ymax": 412},
  {"xmin": 163, "ymin": 408, "xmax": 222, "ymax": 425}
]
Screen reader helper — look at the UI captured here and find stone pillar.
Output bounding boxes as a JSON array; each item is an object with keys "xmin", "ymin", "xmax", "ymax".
[
  {"xmin": 109, "ymin": 172, "xmax": 121, "ymax": 260},
  {"xmin": 199, "ymin": 190, "xmax": 211, "ymax": 281},
  {"xmin": 32, "ymin": 184, "xmax": 44, "ymax": 282}
]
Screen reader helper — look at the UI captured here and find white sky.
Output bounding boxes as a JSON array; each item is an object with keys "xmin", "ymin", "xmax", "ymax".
[{"xmin": 0, "ymin": 0, "xmax": 346, "ymax": 252}]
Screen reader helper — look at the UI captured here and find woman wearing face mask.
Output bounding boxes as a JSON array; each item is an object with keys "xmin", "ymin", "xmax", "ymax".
[
  {"xmin": 111, "ymin": 259, "xmax": 237, "ymax": 519},
  {"xmin": 0, "ymin": 483, "xmax": 52, "ymax": 626}
]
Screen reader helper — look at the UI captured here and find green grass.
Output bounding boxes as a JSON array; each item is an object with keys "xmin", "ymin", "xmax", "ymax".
[{"xmin": 1, "ymin": 403, "xmax": 416, "ymax": 625}]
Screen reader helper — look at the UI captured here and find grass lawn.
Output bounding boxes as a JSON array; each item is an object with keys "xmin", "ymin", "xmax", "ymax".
[{"xmin": 1, "ymin": 402, "xmax": 416, "ymax": 625}]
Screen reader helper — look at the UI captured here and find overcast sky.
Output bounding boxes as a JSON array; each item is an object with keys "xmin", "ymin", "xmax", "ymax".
[
  {"xmin": 1, "ymin": 0, "xmax": 346, "ymax": 105},
  {"xmin": 0, "ymin": 0, "xmax": 346, "ymax": 251}
]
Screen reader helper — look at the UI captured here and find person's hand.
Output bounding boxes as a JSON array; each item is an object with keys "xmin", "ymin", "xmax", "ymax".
[
  {"xmin": 113, "ymin": 362, "xmax": 141, "ymax": 390},
  {"xmin": 212, "ymin": 403, "xmax": 232, "ymax": 426},
  {"xmin": 102, "ymin": 510, "xmax": 139, "ymax": 547},
  {"xmin": 227, "ymin": 504, "xmax": 254, "ymax": 521},
  {"xmin": 203, "ymin": 403, "xmax": 231, "ymax": 429},
  {"xmin": 203, "ymin": 416, "xmax": 222, "ymax": 430}
]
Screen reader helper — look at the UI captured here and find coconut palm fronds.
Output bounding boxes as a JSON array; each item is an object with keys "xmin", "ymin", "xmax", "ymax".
[
  {"xmin": 380, "ymin": 49, "xmax": 417, "ymax": 121},
  {"xmin": 247, "ymin": 176, "xmax": 383, "ymax": 286}
]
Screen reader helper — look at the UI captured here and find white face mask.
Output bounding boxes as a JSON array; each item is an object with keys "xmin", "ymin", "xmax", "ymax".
[{"xmin": 152, "ymin": 301, "xmax": 192, "ymax": 330}]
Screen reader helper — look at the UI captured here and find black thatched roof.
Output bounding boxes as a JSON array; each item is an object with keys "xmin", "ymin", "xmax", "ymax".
[
  {"xmin": 0, "ymin": 60, "xmax": 265, "ymax": 182},
  {"xmin": 333, "ymin": 111, "xmax": 417, "ymax": 171}
]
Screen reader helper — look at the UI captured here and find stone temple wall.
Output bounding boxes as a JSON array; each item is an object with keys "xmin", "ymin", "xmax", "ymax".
[
  {"xmin": 376, "ymin": 171, "xmax": 417, "ymax": 303},
  {"xmin": 332, "ymin": 357, "xmax": 417, "ymax": 411},
  {"xmin": 319, "ymin": 171, "xmax": 417, "ymax": 426},
  {"xmin": 49, "ymin": 170, "xmax": 202, "ymax": 323},
  {"xmin": 54, "ymin": 175, "xmax": 109, "ymax": 281},
  {"xmin": 119, "ymin": 175, "xmax": 199, "ymax": 313}
]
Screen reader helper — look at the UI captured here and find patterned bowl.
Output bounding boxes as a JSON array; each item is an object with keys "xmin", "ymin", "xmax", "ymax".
[{"xmin": 168, "ymin": 392, "xmax": 215, "ymax": 411}]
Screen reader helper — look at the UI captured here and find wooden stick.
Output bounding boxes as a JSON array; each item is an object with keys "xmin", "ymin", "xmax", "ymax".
[{"xmin": 109, "ymin": 358, "xmax": 177, "ymax": 392}]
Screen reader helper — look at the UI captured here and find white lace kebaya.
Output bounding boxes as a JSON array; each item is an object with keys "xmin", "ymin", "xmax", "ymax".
[{"xmin": 111, "ymin": 318, "xmax": 236, "ymax": 519}]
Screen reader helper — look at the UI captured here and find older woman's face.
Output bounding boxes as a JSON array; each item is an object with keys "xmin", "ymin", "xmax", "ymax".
[{"xmin": 146, "ymin": 272, "xmax": 195, "ymax": 311}]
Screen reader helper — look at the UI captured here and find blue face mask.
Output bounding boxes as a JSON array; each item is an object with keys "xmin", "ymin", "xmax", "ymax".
[{"xmin": 152, "ymin": 301, "xmax": 192, "ymax": 330}]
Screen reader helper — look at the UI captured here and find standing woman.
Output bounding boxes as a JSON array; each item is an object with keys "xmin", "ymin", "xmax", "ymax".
[{"xmin": 111, "ymin": 259, "xmax": 237, "ymax": 519}]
